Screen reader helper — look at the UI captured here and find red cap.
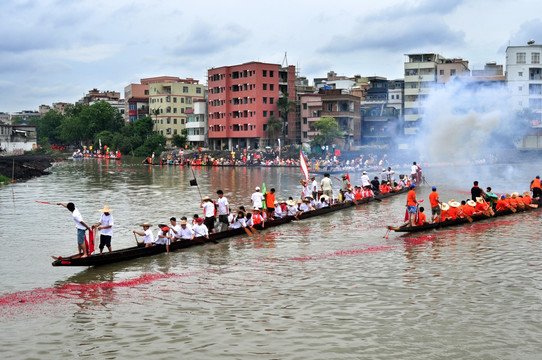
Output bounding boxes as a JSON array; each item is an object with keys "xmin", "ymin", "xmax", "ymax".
[{"xmin": 162, "ymin": 226, "xmax": 169, "ymax": 231}]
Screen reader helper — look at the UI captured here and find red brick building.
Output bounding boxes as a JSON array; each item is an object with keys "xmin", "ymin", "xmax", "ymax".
[{"xmin": 207, "ymin": 62, "xmax": 296, "ymax": 150}]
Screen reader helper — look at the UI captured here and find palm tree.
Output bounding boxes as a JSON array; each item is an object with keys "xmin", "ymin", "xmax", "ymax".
[
  {"xmin": 277, "ymin": 93, "xmax": 296, "ymax": 143},
  {"xmin": 266, "ymin": 115, "xmax": 282, "ymax": 145}
]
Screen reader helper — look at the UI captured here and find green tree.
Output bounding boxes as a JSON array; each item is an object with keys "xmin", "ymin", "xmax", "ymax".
[
  {"xmin": 38, "ymin": 110, "xmax": 64, "ymax": 143},
  {"xmin": 277, "ymin": 93, "xmax": 296, "ymax": 142},
  {"xmin": 171, "ymin": 128, "xmax": 188, "ymax": 148},
  {"xmin": 59, "ymin": 114, "xmax": 87, "ymax": 145},
  {"xmin": 134, "ymin": 134, "xmax": 166, "ymax": 157},
  {"xmin": 266, "ymin": 115, "xmax": 282, "ymax": 142},
  {"xmin": 80, "ymin": 101, "xmax": 124, "ymax": 139},
  {"xmin": 310, "ymin": 117, "xmax": 344, "ymax": 147}
]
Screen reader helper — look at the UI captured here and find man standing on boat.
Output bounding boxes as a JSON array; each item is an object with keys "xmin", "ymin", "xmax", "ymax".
[
  {"xmin": 216, "ymin": 190, "xmax": 229, "ymax": 232},
  {"xmin": 428, "ymin": 186, "xmax": 441, "ymax": 223},
  {"xmin": 251, "ymin": 186, "xmax": 265, "ymax": 210},
  {"xmin": 361, "ymin": 171, "xmax": 371, "ymax": 188},
  {"xmin": 320, "ymin": 173, "xmax": 333, "ymax": 203},
  {"xmin": 94, "ymin": 205, "xmax": 114, "ymax": 254},
  {"xmin": 405, "ymin": 184, "xmax": 418, "ymax": 227},
  {"xmin": 57, "ymin": 202, "xmax": 91, "ymax": 258},
  {"xmin": 471, "ymin": 181, "xmax": 485, "ymax": 202},
  {"xmin": 530, "ymin": 175, "xmax": 542, "ymax": 199},
  {"xmin": 201, "ymin": 196, "xmax": 216, "ymax": 233},
  {"xmin": 311, "ymin": 176, "xmax": 318, "ymax": 200}
]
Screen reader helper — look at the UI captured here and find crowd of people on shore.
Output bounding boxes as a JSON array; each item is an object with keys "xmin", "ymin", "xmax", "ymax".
[{"xmin": 402, "ymin": 176, "xmax": 542, "ymax": 227}]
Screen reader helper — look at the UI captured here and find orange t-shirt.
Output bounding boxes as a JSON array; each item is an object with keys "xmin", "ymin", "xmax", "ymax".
[
  {"xmin": 416, "ymin": 212, "xmax": 426, "ymax": 226},
  {"xmin": 508, "ymin": 198, "xmax": 518, "ymax": 207},
  {"xmin": 429, "ymin": 192, "xmax": 439, "ymax": 208},
  {"xmin": 475, "ymin": 202, "xmax": 488, "ymax": 212},
  {"xmin": 462, "ymin": 205, "xmax": 475, "ymax": 217},
  {"xmin": 407, "ymin": 190, "xmax": 417, "ymax": 206},
  {"xmin": 523, "ymin": 195, "xmax": 532, "ymax": 205},
  {"xmin": 448, "ymin": 206, "xmax": 459, "ymax": 219},
  {"xmin": 495, "ymin": 199, "xmax": 508, "ymax": 211},
  {"xmin": 266, "ymin": 193, "xmax": 275, "ymax": 208}
]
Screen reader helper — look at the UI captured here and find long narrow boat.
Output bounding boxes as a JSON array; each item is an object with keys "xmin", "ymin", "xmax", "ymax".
[
  {"xmin": 52, "ymin": 188, "xmax": 408, "ymax": 267},
  {"xmin": 388, "ymin": 204, "xmax": 540, "ymax": 233}
]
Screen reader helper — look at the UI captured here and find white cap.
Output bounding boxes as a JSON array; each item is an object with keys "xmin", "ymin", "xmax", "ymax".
[{"xmin": 255, "ymin": 186, "xmax": 260, "ymax": 191}]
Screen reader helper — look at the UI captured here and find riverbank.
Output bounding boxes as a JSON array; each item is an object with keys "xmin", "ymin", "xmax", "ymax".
[{"xmin": 0, "ymin": 154, "xmax": 56, "ymax": 181}]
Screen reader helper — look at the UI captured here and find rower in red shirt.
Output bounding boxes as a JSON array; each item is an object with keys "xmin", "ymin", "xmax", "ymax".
[
  {"xmin": 415, "ymin": 207, "xmax": 427, "ymax": 226},
  {"xmin": 475, "ymin": 197, "xmax": 490, "ymax": 214},
  {"xmin": 439, "ymin": 202, "xmax": 450, "ymax": 222},
  {"xmin": 495, "ymin": 195, "xmax": 510, "ymax": 211},
  {"xmin": 523, "ymin": 191, "xmax": 533, "ymax": 205},
  {"xmin": 447, "ymin": 201, "xmax": 460, "ymax": 220},
  {"xmin": 462, "ymin": 200, "xmax": 476, "ymax": 217}
]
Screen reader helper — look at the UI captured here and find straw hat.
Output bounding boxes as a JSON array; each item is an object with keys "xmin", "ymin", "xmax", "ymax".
[
  {"xmin": 449, "ymin": 201, "xmax": 460, "ymax": 208},
  {"xmin": 203, "ymin": 196, "xmax": 211, "ymax": 201},
  {"xmin": 139, "ymin": 222, "xmax": 152, "ymax": 227},
  {"xmin": 180, "ymin": 220, "xmax": 187, "ymax": 225},
  {"xmin": 321, "ymin": 195, "xmax": 329, "ymax": 201},
  {"xmin": 476, "ymin": 197, "xmax": 485, "ymax": 204},
  {"xmin": 511, "ymin": 192, "xmax": 519, "ymax": 198},
  {"xmin": 467, "ymin": 200, "xmax": 476, "ymax": 207},
  {"xmin": 447, "ymin": 199, "xmax": 455, "ymax": 205},
  {"xmin": 523, "ymin": 191, "xmax": 531, "ymax": 196},
  {"xmin": 252, "ymin": 207, "xmax": 260, "ymax": 211},
  {"xmin": 440, "ymin": 203, "xmax": 450, "ymax": 211},
  {"xmin": 287, "ymin": 200, "xmax": 296, "ymax": 206},
  {"xmin": 99, "ymin": 205, "xmax": 113, "ymax": 212},
  {"xmin": 297, "ymin": 199, "xmax": 302, "ymax": 204}
]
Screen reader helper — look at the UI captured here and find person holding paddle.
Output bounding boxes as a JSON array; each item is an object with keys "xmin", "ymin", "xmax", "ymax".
[
  {"xmin": 192, "ymin": 218, "xmax": 210, "ymax": 241},
  {"xmin": 57, "ymin": 202, "xmax": 91, "ymax": 258}
]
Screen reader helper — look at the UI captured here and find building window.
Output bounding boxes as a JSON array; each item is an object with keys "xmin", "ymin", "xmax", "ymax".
[
  {"xmin": 450, "ymin": 69, "xmax": 456, "ymax": 76},
  {"xmin": 270, "ymin": 84, "xmax": 274, "ymax": 91},
  {"xmin": 519, "ymin": 72, "xmax": 523, "ymax": 77},
  {"xmin": 270, "ymin": 70, "xmax": 274, "ymax": 77},
  {"xmin": 270, "ymin": 97, "xmax": 274, "ymax": 104},
  {"xmin": 167, "ymin": 117, "xmax": 171, "ymax": 124},
  {"xmin": 183, "ymin": 86, "xmax": 189, "ymax": 93},
  {"xmin": 303, "ymin": 131, "xmax": 307, "ymax": 138},
  {"xmin": 303, "ymin": 117, "xmax": 307, "ymax": 124},
  {"xmin": 263, "ymin": 97, "xmax": 267, "ymax": 104},
  {"xmin": 517, "ymin": 52, "xmax": 526, "ymax": 64},
  {"xmin": 327, "ymin": 104, "xmax": 333, "ymax": 111},
  {"xmin": 144, "ymin": 90, "xmax": 149, "ymax": 95},
  {"xmin": 196, "ymin": 87, "xmax": 202, "ymax": 94},
  {"xmin": 263, "ymin": 84, "xmax": 267, "ymax": 90},
  {"xmin": 174, "ymin": 119, "xmax": 177, "ymax": 124},
  {"xmin": 439, "ymin": 69, "xmax": 444, "ymax": 75},
  {"xmin": 263, "ymin": 70, "xmax": 267, "ymax": 77},
  {"xmin": 519, "ymin": 86, "xmax": 523, "ymax": 92},
  {"xmin": 263, "ymin": 111, "xmax": 268, "ymax": 117},
  {"xmin": 270, "ymin": 111, "xmax": 274, "ymax": 117},
  {"xmin": 533, "ymin": 52, "xmax": 540, "ymax": 64},
  {"xmin": 174, "ymin": 129, "xmax": 178, "ymax": 134}
]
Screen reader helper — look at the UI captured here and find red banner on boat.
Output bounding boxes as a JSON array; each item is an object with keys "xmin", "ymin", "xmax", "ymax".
[{"xmin": 299, "ymin": 151, "xmax": 309, "ymax": 182}]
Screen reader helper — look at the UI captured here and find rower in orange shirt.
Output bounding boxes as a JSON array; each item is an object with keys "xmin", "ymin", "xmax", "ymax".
[
  {"xmin": 508, "ymin": 193, "xmax": 518, "ymax": 208},
  {"xmin": 523, "ymin": 191, "xmax": 533, "ymax": 205},
  {"xmin": 405, "ymin": 184, "xmax": 418, "ymax": 227},
  {"xmin": 462, "ymin": 199, "xmax": 476, "ymax": 217},
  {"xmin": 428, "ymin": 186, "xmax": 441, "ymax": 223},
  {"xmin": 475, "ymin": 197, "xmax": 491, "ymax": 215},
  {"xmin": 447, "ymin": 201, "xmax": 460, "ymax": 220},
  {"xmin": 513, "ymin": 192, "xmax": 525, "ymax": 209},
  {"xmin": 416, "ymin": 207, "xmax": 427, "ymax": 226},
  {"xmin": 495, "ymin": 195, "xmax": 510, "ymax": 211}
]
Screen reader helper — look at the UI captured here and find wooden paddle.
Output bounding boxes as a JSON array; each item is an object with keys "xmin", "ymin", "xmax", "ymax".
[
  {"xmin": 250, "ymin": 226, "xmax": 259, "ymax": 235},
  {"xmin": 244, "ymin": 227, "xmax": 253, "ymax": 236}
]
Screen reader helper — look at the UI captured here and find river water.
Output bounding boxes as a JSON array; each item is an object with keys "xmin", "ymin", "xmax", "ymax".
[{"xmin": 1, "ymin": 158, "xmax": 541, "ymax": 359}]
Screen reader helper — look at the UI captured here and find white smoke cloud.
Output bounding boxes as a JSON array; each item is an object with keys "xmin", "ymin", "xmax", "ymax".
[{"xmin": 417, "ymin": 80, "xmax": 515, "ymax": 163}]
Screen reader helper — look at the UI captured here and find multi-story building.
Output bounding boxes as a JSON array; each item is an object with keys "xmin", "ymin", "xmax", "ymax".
[
  {"xmin": 403, "ymin": 53, "xmax": 447, "ymax": 136},
  {"xmin": 148, "ymin": 78, "xmax": 205, "ymax": 141},
  {"xmin": 0, "ymin": 112, "xmax": 10, "ymax": 124},
  {"xmin": 299, "ymin": 93, "xmax": 322, "ymax": 144},
  {"xmin": 185, "ymin": 98, "xmax": 208, "ymax": 147},
  {"xmin": 53, "ymin": 102, "xmax": 71, "ymax": 115},
  {"xmin": 124, "ymin": 76, "xmax": 181, "ymax": 122},
  {"xmin": 79, "ymin": 89, "xmax": 125, "ymax": 117},
  {"xmin": 207, "ymin": 62, "xmax": 296, "ymax": 150},
  {"xmin": 0, "ymin": 124, "xmax": 37, "ymax": 154},
  {"xmin": 360, "ymin": 77, "xmax": 403, "ymax": 147},
  {"xmin": 436, "ymin": 58, "xmax": 470, "ymax": 83},
  {"xmin": 11, "ymin": 110, "xmax": 40, "ymax": 124},
  {"xmin": 506, "ymin": 41, "xmax": 542, "ymax": 149},
  {"xmin": 506, "ymin": 42, "xmax": 542, "ymax": 120}
]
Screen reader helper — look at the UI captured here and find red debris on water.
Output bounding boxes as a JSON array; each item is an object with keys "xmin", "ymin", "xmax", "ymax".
[{"xmin": 289, "ymin": 245, "xmax": 396, "ymax": 262}]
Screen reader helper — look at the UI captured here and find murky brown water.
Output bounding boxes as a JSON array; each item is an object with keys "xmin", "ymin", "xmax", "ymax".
[{"xmin": 1, "ymin": 158, "xmax": 541, "ymax": 359}]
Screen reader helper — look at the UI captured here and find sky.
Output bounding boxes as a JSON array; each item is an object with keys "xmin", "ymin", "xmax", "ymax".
[{"xmin": 2, "ymin": 0, "xmax": 542, "ymax": 113}]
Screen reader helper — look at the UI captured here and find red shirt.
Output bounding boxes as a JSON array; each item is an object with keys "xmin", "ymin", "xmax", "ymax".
[
  {"xmin": 266, "ymin": 193, "xmax": 275, "ymax": 208},
  {"xmin": 524, "ymin": 195, "xmax": 532, "ymax": 205},
  {"xmin": 462, "ymin": 205, "xmax": 475, "ymax": 217},
  {"xmin": 448, "ymin": 206, "xmax": 459, "ymax": 219},
  {"xmin": 495, "ymin": 199, "xmax": 509, "ymax": 211}
]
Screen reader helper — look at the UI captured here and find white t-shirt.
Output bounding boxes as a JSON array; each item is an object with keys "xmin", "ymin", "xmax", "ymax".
[
  {"xmin": 287, "ymin": 205, "xmax": 297, "ymax": 216},
  {"xmin": 178, "ymin": 226, "xmax": 194, "ymax": 240},
  {"xmin": 193, "ymin": 224, "xmax": 209, "ymax": 238},
  {"xmin": 203, "ymin": 201, "xmax": 215, "ymax": 218},
  {"xmin": 170, "ymin": 224, "xmax": 182, "ymax": 239},
  {"xmin": 321, "ymin": 177, "xmax": 332, "ymax": 191},
  {"xmin": 302, "ymin": 185, "xmax": 311, "ymax": 198},
  {"xmin": 411, "ymin": 164, "xmax": 418, "ymax": 175},
  {"xmin": 217, "ymin": 196, "xmax": 229, "ymax": 215},
  {"xmin": 143, "ymin": 228, "xmax": 154, "ymax": 244},
  {"xmin": 99, "ymin": 213, "xmax": 113, "ymax": 236},
  {"xmin": 311, "ymin": 180, "xmax": 318, "ymax": 192},
  {"xmin": 155, "ymin": 231, "xmax": 170, "ymax": 245},
  {"xmin": 231, "ymin": 217, "xmax": 246, "ymax": 229},
  {"xmin": 361, "ymin": 174, "xmax": 370, "ymax": 187},
  {"xmin": 72, "ymin": 208, "xmax": 86, "ymax": 230},
  {"xmin": 251, "ymin": 192, "xmax": 264, "ymax": 208}
]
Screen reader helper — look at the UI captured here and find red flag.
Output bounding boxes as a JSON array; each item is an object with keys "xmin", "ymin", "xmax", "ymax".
[
  {"xmin": 299, "ymin": 151, "xmax": 309, "ymax": 182},
  {"xmin": 86, "ymin": 229, "xmax": 95, "ymax": 255},
  {"xmin": 346, "ymin": 172, "xmax": 351, "ymax": 184}
]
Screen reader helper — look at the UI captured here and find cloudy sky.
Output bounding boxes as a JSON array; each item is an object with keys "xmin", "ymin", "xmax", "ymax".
[{"xmin": 2, "ymin": 0, "xmax": 542, "ymax": 113}]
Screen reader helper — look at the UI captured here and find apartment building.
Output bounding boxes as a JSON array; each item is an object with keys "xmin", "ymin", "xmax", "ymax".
[
  {"xmin": 124, "ymin": 76, "xmax": 181, "ymax": 122},
  {"xmin": 148, "ymin": 78, "xmax": 205, "ymax": 140},
  {"xmin": 207, "ymin": 62, "xmax": 296, "ymax": 150},
  {"xmin": 186, "ymin": 98, "xmax": 208, "ymax": 147}
]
